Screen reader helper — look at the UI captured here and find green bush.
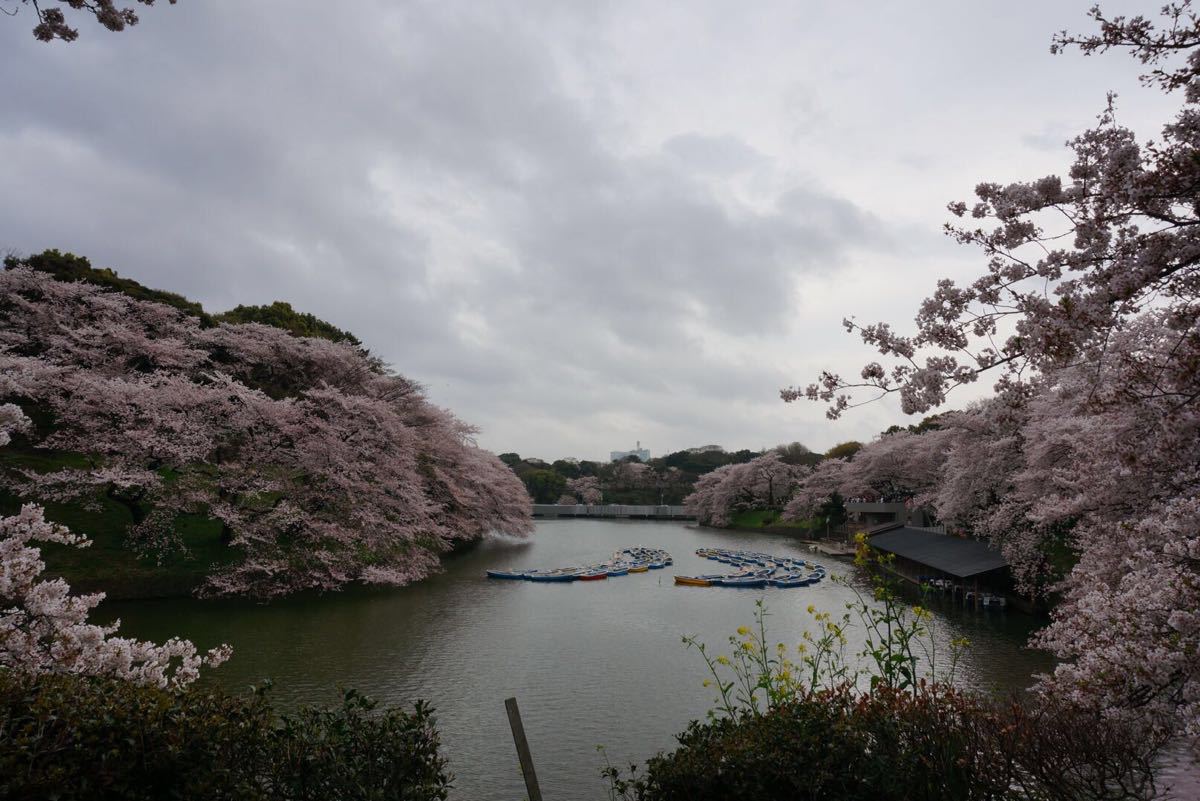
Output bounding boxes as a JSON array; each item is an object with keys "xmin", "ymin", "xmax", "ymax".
[
  {"xmin": 606, "ymin": 583, "xmax": 1163, "ymax": 801},
  {"xmin": 0, "ymin": 672, "xmax": 451, "ymax": 801},
  {"xmin": 608, "ymin": 685, "xmax": 1162, "ymax": 801},
  {"xmin": 608, "ymin": 686, "xmax": 1009, "ymax": 801}
]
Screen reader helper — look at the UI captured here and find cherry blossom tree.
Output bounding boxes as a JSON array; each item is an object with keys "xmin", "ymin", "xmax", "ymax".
[
  {"xmin": 610, "ymin": 460, "xmax": 652, "ymax": 491},
  {"xmin": 1, "ymin": 504, "xmax": 231, "ymax": 688},
  {"xmin": 783, "ymin": 3, "xmax": 1200, "ymax": 733},
  {"xmin": 0, "ymin": 404, "xmax": 30, "ymax": 447},
  {"xmin": 976, "ymin": 317, "xmax": 1200, "ymax": 733},
  {"xmin": 782, "ymin": 457, "xmax": 856, "ymax": 523},
  {"xmin": 565, "ymin": 475, "xmax": 602, "ymax": 505},
  {"xmin": 783, "ymin": 428, "xmax": 952, "ymax": 521},
  {"xmin": 784, "ymin": 4, "xmax": 1200, "ymax": 420},
  {"xmin": 682, "ymin": 464, "xmax": 741, "ymax": 527},
  {"xmin": 6, "ymin": 0, "xmax": 177, "ymax": 43},
  {"xmin": 684, "ymin": 452, "xmax": 805, "ymax": 526},
  {"xmin": 0, "ymin": 266, "xmax": 533, "ymax": 598}
]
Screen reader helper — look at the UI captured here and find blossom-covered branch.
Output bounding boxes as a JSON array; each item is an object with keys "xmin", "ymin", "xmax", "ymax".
[
  {"xmin": 11, "ymin": 0, "xmax": 177, "ymax": 43},
  {"xmin": 0, "ymin": 505, "xmax": 230, "ymax": 688}
]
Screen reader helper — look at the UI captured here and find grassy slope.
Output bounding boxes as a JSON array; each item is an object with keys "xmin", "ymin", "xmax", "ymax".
[{"xmin": 0, "ymin": 448, "xmax": 233, "ymax": 599}]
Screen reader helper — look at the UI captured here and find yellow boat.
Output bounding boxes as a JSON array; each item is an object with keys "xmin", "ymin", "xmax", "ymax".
[
  {"xmin": 628, "ymin": 564, "xmax": 649, "ymax": 573},
  {"xmin": 674, "ymin": 575, "xmax": 711, "ymax": 586}
]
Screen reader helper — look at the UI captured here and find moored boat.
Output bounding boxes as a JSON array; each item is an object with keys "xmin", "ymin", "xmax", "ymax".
[
  {"xmin": 713, "ymin": 576, "xmax": 768, "ymax": 588},
  {"xmin": 674, "ymin": 575, "xmax": 712, "ymax": 586},
  {"xmin": 527, "ymin": 569, "xmax": 581, "ymax": 582},
  {"xmin": 485, "ymin": 569, "xmax": 528, "ymax": 580},
  {"xmin": 768, "ymin": 575, "xmax": 811, "ymax": 588}
]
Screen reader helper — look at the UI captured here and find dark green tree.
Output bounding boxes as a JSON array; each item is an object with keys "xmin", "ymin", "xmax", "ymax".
[
  {"xmin": 824, "ymin": 441, "xmax": 863, "ymax": 460},
  {"xmin": 216, "ymin": 301, "xmax": 361, "ymax": 347},
  {"xmin": 521, "ymin": 469, "xmax": 566, "ymax": 504},
  {"xmin": 817, "ymin": 491, "xmax": 847, "ymax": 534}
]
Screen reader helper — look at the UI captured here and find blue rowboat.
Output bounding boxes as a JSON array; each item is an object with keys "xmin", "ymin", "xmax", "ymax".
[
  {"xmin": 647, "ymin": 562, "xmax": 666, "ymax": 569},
  {"xmin": 606, "ymin": 566, "xmax": 629, "ymax": 577},
  {"xmin": 527, "ymin": 570, "xmax": 580, "ymax": 583},
  {"xmin": 486, "ymin": 569, "xmax": 527, "ymax": 580},
  {"xmin": 768, "ymin": 575, "xmax": 812, "ymax": 588},
  {"xmin": 714, "ymin": 576, "xmax": 768, "ymax": 588}
]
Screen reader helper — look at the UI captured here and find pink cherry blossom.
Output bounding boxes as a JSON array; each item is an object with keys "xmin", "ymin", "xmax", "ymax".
[
  {"xmin": 0, "ymin": 505, "xmax": 230, "ymax": 689},
  {"xmin": 0, "ymin": 266, "xmax": 532, "ymax": 598},
  {"xmin": 685, "ymin": 452, "xmax": 805, "ymax": 526},
  {"xmin": 782, "ymin": 4, "xmax": 1200, "ymax": 734}
]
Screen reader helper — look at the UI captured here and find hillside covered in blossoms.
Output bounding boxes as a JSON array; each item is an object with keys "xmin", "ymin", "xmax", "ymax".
[{"xmin": 0, "ymin": 253, "xmax": 533, "ymax": 599}]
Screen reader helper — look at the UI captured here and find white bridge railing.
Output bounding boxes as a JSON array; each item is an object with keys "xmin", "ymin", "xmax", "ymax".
[{"xmin": 531, "ymin": 504, "xmax": 693, "ymax": 519}]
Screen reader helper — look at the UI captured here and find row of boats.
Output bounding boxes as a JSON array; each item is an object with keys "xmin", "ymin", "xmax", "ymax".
[
  {"xmin": 921, "ymin": 577, "xmax": 1008, "ymax": 608},
  {"xmin": 673, "ymin": 548, "xmax": 828, "ymax": 588},
  {"xmin": 485, "ymin": 546, "xmax": 673, "ymax": 582}
]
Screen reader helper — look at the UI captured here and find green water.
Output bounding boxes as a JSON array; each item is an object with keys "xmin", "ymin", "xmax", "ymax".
[{"xmin": 101, "ymin": 519, "xmax": 1057, "ymax": 800}]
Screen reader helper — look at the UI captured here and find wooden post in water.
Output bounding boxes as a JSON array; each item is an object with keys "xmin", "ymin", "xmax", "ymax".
[{"xmin": 505, "ymin": 697, "xmax": 544, "ymax": 801}]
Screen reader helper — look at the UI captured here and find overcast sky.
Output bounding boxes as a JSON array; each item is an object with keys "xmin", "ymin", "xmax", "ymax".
[{"xmin": 0, "ymin": 1, "xmax": 1176, "ymax": 461}]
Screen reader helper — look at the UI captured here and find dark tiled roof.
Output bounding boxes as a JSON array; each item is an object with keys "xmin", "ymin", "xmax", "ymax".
[{"xmin": 869, "ymin": 527, "xmax": 1008, "ymax": 578}]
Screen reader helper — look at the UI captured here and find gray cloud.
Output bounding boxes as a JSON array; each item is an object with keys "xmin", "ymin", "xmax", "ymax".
[{"xmin": 0, "ymin": 0, "xmax": 1179, "ymax": 460}]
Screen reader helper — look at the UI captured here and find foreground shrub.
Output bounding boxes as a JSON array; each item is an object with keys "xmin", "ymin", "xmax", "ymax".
[
  {"xmin": 0, "ymin": 671, "xmax": 451, "ymax": 801},
  {"xmin": 605, "ymin": 566, "xmax": 1166, "ymax": 801},
  {"xmin": 606, "ymin": 684, "xmax": 1163, "ymax": 801},
  {"xmin": 620, "ymin": 686, "xmax": 1001, "ymax": 801}
]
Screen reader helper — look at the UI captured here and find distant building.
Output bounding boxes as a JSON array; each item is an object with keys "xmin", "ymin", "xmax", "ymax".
[
  {"xmin": 845, "ymin": 499, "xmax": 934, "ymax": 529},
  {"xmin": 610, "ymin": 440, "xmax": 651, "ymax": 462},
  {"xmin": 686, "ymin": 444, "xmax": 724, "ymax": 454}
]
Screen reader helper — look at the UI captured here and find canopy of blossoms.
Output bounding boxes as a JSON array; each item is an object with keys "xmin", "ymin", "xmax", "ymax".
[{"xmin": 0, "ymin": 267, "xmax": 532, "ymax": 598}]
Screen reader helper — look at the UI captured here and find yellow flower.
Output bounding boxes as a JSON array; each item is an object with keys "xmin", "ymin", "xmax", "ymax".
[
  {"xmin": 741, "ymin": 642, "xmax": 755, "ymax": 652},
  {"xmin": 806, "ymin": 604, "xmax": 815, "ymax": 615},
  {"xmin": 797, "ymin": 643, "xmax": 807, "ymax": 654},
  {"xmin": 737, "ymin": 626, "xmax": 750, "ymax": 636},
  {"xmin": 703, "ymin": 679, "xmax": 712, "ymax": 687},
  {"xmin": 716, "ymin": 655, "xmax": 730, "ymax": 666}
]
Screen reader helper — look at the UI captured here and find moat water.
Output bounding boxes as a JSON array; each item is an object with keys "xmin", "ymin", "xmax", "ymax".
[{"xmin": 102, "ymin": 519, "xmax": 1196, "ymax": 800}]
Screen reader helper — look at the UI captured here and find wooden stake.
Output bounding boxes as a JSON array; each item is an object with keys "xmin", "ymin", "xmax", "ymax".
[{"xmin": 505, "ymin": 697, "xmax": 544, "ymax": 801}]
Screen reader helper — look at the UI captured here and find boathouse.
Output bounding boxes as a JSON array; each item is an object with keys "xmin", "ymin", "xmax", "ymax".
[{"xmin": 867, "ymin": 524, "xmax": 1013, "ymax": 606}]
